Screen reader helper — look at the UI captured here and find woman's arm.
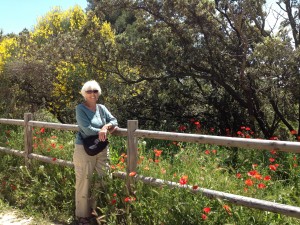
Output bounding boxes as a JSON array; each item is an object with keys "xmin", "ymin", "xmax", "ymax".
[
  {"xmin": 98, "ymin": 105, "xmax": 118, "ymax": 140},
  {"xmin": 100, "ymin": 105, "xmax": 118, "ymax": 127}
]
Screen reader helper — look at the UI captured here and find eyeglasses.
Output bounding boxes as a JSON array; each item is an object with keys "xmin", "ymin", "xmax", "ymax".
[{"xmin": 85, "ymin": 90, "xmax": 99, "ymax": 94}]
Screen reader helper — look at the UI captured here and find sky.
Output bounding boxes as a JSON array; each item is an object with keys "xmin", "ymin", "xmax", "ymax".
[
  {"xmin": 0, "ymin": 0, "xmax": 88, "ymax": 34},
  {"xmin": 0, "ymin": 0, "xmax": 282, "ymax": 35}
]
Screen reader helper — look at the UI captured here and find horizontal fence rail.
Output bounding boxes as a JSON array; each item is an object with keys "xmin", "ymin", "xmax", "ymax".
[
  {"xmin": 0, "ymin": 146, "xmax": 25, "ymax": 157},
  {"xmin": 1, "ymin": 116, "xmax": 300, "ymax": 219},
  {"xmin": 135, "ymin": 130, "xmax": 300, "ymax": 153},
  {"xmin": 0, "ymin": 118, "xmax": 24, "ymax": 126},
  {"xmin": 113, "ymin": 171, "xmax": 300, "ymax": 219}
]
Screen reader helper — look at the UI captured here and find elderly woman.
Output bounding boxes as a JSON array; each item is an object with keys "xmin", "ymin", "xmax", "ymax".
[{"xmin": 73, "ymin": 80, "xmax": 118, "ymax": 225}]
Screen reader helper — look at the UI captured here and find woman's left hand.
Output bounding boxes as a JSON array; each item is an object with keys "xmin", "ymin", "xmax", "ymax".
[{"xmin": 99, "ymin": 126, "xmax": 108, "ymax": 141}]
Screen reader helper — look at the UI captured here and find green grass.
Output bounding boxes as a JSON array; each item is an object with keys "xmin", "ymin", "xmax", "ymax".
[{"xmin": 0, "ymin": 125, "xmax": 300, "ymax": 224}]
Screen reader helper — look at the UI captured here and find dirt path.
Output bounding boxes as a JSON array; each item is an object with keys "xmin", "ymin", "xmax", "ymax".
[
  {"xmin": 0, "ymin": 211, "xmax": 65, "ymax": 225},
  {"xmin": 0, "ymin": 211, "xmax": 33, "ymax": 225}
]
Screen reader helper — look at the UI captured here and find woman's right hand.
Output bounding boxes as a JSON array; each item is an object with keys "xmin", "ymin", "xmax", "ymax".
[{"xmin": 108, "ymin": 126, "xmax": 119, "ymax": 134}]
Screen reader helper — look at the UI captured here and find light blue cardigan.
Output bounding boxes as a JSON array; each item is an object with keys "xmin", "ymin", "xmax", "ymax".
[{"xmin": 75, "ymin": 103, "xmax": 118, "ymax": 144}]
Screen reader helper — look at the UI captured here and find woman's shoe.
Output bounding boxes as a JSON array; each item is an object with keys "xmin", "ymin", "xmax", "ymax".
[{"xmin": 77, "ymin": 217, "xmax": 90, "ymax": 225}]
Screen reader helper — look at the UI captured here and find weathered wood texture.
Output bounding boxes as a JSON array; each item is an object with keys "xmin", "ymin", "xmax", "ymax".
[{"xmin": 135, "ymin": 130, "xmax": 300, "ymax": 153}]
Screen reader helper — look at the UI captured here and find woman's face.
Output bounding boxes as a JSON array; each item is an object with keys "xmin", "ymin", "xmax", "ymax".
[{"xmin": 84, "ymin": 89, "xmax": 99, "ymax": 103}]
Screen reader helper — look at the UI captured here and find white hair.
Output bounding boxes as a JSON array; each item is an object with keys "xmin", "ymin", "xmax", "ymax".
[{"xmin": 80, "ymin": 80, "xmax": 102, "ymax": 99}]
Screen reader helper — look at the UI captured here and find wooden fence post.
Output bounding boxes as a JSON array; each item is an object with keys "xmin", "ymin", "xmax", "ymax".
[
  {"xmin": 24, "ymin": 113, "xmax": 33, "ymax": 167},
  {"xmin": 127, "ymin": 120, "xmax": 138, "ymax": 193}
]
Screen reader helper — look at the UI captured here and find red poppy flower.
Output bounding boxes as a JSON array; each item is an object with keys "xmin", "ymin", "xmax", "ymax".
[
  {"xmin": 124, "ymin": 197, "xmax": 136, "ymax": 202},
  {"xmin": 257, "ymin": 183, "xmax": 266, "ymax": 189},
  {"xmin": 110, "ymin": 165, "xmax": 116, "ymax": 169},
  {"xmin": 154, "ymin": 149, "xmax": 163, "ymax": 157},
  {"xmin": 204, "ymin": 150, "xmax": 210, "ymax": 155},
  {"xmin": 245, "ymin": 179, "xmax": 254, "ymax": 186},
  {"xmin": 203, "ymin": 207, "xmax": 211, "ymax": 214},
  {"xmin": 264, "ymin": 175, "xmax": 271, "ymax": 181},
  {"xmin": 269, "ymin": 165, "xmax": 277, "ymax": 171},
  {"xmin": 179, "ymin": 175, "xmax": 188, "ymax": 185},
  {"xmin": 236, "ymin": 173, "xmax": 242, "ymax": 179},
  {"xmin": 178, "ymin": 125, "xmax": 187, "ymax": 131},
  {"xmin": 40, "ymin": 127, "xmax": 45, "ymax": 133},
  {"xmin": 269, "ymin": 158, "xmax": 275, "ymax": 163},
  {"xmin": 270, "ymin": 150, "xmax": 277, "ymax": 155},
  {"xmin": 290, "ymin": 130, "xmax": 297, "ymax": 135},
  {"xmin": 253, "ymin": 174, "xmax": 262, "ymax": 180},
  {"xmin": 194, "ymin": 121, "xmax": 201, "ymax": 129},
  {"xmin": 192, "ymin": 185, "xmax": 199, "ymax": 190},
  {"xmin": 129, "ymin": 171, "xmax": 137, "ymax": 177},
  {"xmin": 201, "ymin": 214, "xmax": 207, "ymax": 220},
  {"xmin": 247, "ymin": 170, "xmax": 258, "ymax": 176}
]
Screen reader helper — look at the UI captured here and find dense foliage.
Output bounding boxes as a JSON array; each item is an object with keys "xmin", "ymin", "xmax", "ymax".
[
  {"xmin": 0, "ymin": 0, "xmax": 299, "ymax": 139},
  {"xmin": 0, "ymin": 124, "xmax": 300, "ymax": 224}
]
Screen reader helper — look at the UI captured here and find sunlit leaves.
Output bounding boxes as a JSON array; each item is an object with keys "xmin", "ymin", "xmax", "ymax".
[
  {"xmin": 31, "ymin": 6, "xmax": 87, "ymax": 42},
  {"xmin": 0, "ymin": 37, "xmax": 17, "ymax": 73},
  {"xmin": 69, "ymin": 5, "xmax": 87, "ymax": 30}
]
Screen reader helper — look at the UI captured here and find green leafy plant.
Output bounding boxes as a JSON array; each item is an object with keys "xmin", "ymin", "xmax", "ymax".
[{"xmin": 0, "ymin": 126, "xmax": 300, "ymax": 224}]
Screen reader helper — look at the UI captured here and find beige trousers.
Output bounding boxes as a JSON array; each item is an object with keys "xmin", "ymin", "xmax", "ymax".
[{"xmin": 73, "ymin": 144, "xmax": 109, "ymax": 218}]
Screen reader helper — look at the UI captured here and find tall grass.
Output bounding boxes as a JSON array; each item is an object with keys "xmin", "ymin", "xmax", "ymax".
[{"xmin": 0, "ymin": 124, "xmax": 300, "ymax": 224}]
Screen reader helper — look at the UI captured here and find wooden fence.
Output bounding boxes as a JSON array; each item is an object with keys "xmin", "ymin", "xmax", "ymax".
[{"xmin": 1, "ymin": 113, "xmax": 300, "ymax": 218}]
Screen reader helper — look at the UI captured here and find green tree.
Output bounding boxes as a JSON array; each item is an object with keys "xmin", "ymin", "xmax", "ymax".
[
  {"xmin": 275, "ymin": 0, "xmax": 300, "ymax": 138},
  {"xmin": 90, "ymin": 0, "xmax": 299, "ymax": 138},
  {"xmin": 3, "ymin": 6, "xmax": 89, "ymax": 122},
  {"xmin": 0, "ymin": 36, "xmax": 20, "ymax": 117}
]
